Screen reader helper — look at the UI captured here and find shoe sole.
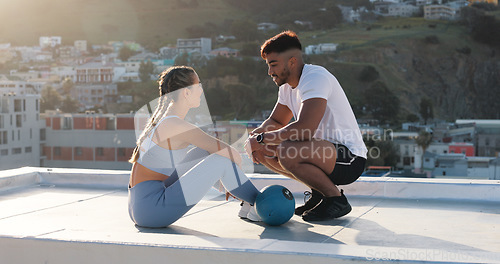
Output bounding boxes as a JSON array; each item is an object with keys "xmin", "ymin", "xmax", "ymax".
[{"xmin": 302, "ymin": 204, "xmax": 352, "ymax": 221}]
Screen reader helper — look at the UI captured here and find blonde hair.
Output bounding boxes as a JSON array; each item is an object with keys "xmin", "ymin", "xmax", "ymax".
[{"xmin": 129, "ymin": 66, "xmax": 196, "ymax": 163}]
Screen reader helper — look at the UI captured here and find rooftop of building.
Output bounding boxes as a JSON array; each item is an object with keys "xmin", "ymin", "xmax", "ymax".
[{"xmin": 0, "ymin": 167, "xmax": 499, "ymax": 263}]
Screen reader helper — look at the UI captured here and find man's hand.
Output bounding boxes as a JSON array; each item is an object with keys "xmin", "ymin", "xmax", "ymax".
[{"xmin": 244, "ymin": 135, "xmax": 265, "ymax": 164}]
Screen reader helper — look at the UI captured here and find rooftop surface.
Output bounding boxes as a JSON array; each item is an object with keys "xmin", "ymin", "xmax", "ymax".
[{"xmin": 0, "ymin": 167, "xmax": 499, "ymax": 263}]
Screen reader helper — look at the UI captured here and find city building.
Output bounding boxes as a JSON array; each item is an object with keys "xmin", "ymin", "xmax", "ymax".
[
  {"xmin": 74, "ymin": 83, "xmax": 118, "ymax": 108},
  {"xmin": 257, "ymin": 23, "xmax": 279, "ymax": 31},
  {"xmin": 424, "ymin": 4, "xmax": 462, "ymax": 20},
  {"xmin": 456, "ymin": 119, "xmax": 500, "ymax": 157},
  {"xmin": 210, "ymin": 47, "xmax": 239, "ymax": 58},
  {"xmin": 39, "ymin": 36, "xmax": 62, "ymax": 48},
  {"xmin": 42, "ymin": 112, "xmax": 136, "ymax": 170},
  {"xmin": 469, "ymin": 0, "xmax": 498, "ymax": 5},
  {"xmin": 393, "ymin": 132, "xmax": 418, "ymax": 170},
  {"xmin": 388, "ymin": 4, "xmax": 420, "ymax": 17},
  {"xmin": 177, "ymin": 38, "xmax": 212, "ymax": 55},
  {"xmin": 449, "ymin": 142, "xmax": 475, "ymax": 156},
  {"xmin": 50, "ymin": 65, "xmax": 76, "ymax": 83},
  {"xmin": 0, "ymin": 92, "xmax": 43, "ymax": 170},
  {"xmin": 74, "ymin": 40, "xmax": 88, "ymax": 53},
  {"xmin": 0, "ymin": 79, "xmax": 40, "ymax": 95},
  {"xmin": 338, "ymin": 6, "xmax": 363, "ymax": 22},
  {"xmin": 304, "ymin": 43, "xmax": 338, "ymax": 55},
  {"xmin": 75, "ymin": 61, "xmax": 115, "ymax": 84},
  {"xmin": 426, "ymin": 153, "xmax": 500, "ymax": 179}
]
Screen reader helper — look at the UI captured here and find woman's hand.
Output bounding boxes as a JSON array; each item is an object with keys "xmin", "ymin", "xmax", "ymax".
[{"xmin": 225, "ymin": 191, "xmax": 237, "ymax": 201}]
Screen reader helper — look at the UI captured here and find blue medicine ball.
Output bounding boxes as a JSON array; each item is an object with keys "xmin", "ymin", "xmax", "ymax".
[{"xmin": 255, "ymin": 185, "xmax": 295, "ymax": 226}]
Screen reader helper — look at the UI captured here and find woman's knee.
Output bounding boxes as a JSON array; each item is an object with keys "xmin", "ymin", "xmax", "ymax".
[{"xmin": 181, "ymin": 147, "xmax": 210, "ymax": 163}]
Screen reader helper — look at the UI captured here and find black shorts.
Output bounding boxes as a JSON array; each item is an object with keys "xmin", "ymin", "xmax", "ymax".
[{"xmin": 328, "ymin": 144, "xmax": 366, "ymax": 185}]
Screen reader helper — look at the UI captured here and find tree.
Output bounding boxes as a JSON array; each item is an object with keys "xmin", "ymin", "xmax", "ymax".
[
  {"xmin": 61, "ymin": 78, "xmax": 75, "ymax": 96},
  {"xmin": 363, "ymin": 81, "xmax": 400, "ymax": 124},
  {"xmin": 415, "ymin": 131, "xmax": 433, "ymax": 172},
  {"xmin": 230, "ymin": 20, "xmax": 259, "ymax": 42},
  {"xmin": 40, "ymin": 86, "xmax": 62, "ymax": 113},
  {"xmin": 118, "ymin": 46, "xmax": 135, "ymax": 61},
  {"xmin": 461, "ymin": 6, "xmax": 500, "ymax": 47},
  {"xmin": 174, "ymin": 53, "xmax": 189, "ymax": 66},
  {"xmin": 225, "ymin": 83, "xmax": 255, "ymax": 120},
  {"xmin": 358, "ymin": 65, "xmax": 379, "ymax": 82},
  {"xmin": 205, "ymin": 87, "xmax": 231, "ymax": 117},
  {"xmin": 364, "ymin": 138, "xmax": 399, "ymax": 168},
  {"xmin": 139, "ymin": 60, "xmax": 155, "ymax": 82},
  {"xmin": 406, "ymin": 113, "xmax": 419, "ymax": 123},
  {"xmin": 419, "ymin": 98, "xmax": 434, "ymax": 124},
  {"xmin": 60, "ymin": 96, "xmax": 80, "ymax": 113}
]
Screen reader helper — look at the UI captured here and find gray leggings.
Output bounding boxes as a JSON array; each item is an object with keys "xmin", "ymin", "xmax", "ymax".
[{"xmin": 128, "ymin": 148, "xmax": 260, "ymax": 228}]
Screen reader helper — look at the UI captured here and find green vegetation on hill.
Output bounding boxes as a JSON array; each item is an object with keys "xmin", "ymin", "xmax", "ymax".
[{"xmin": 2, "ymin": 1, "xmax": 499, "ymax": 122}]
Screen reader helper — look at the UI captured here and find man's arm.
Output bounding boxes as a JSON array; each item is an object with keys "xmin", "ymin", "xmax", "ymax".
[
  {"xmin": 251, "ymin": 102, "xmax": 293, "ymax": 135},
  {"xmin": 260, "ymin": 98, "xmax": 327, "ymax": 145}
]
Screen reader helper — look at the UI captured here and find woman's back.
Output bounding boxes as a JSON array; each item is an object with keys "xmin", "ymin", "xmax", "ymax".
[{"xmin": 136, "ymin": 115, "xmax": 190, "ymax": 176}]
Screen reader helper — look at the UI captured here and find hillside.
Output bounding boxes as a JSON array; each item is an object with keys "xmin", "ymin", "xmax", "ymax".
[
  {"xmin": 0, "ymin": 0, "xmax": 243, "ymax": 48},
  {"xmin": 1, "ymin": 1, "xmax": 499, "ymax": 121},
  {"xmin": 302, "ymin": 17, "xmax": 500, "ymax": 121}
]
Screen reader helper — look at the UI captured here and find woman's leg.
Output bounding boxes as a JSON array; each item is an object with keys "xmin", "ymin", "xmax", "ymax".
[
  {"xmin": 168, "ymin": 151, "xmax": 260, "ymax": 206},
  {"xmin": 132, "ymin": 149, "xmax": 260, "ymax": 227}
]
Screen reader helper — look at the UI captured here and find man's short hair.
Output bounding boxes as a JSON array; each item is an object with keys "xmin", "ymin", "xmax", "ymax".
[{"xmin": 261, "ymin": 30, "xmax": 302, "ymax": 59}]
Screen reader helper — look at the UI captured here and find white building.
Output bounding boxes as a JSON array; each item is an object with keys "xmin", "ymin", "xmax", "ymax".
[
  {"xmin": 74, "ymin": 40, "xmax": 87, "ymax": 53},
  {"xmin": 388, "ymin": 4, "xmax": 420, "ymax": 17},
  {"xmin": 0, "ymin": 80, "xmax": 40, "ymax": 95},
  {"xmin": 50, "ymin": 65, "xmax": 77, "ymax": 82},
  {"xmin": 9, "ymin": 70, "xmax": 40, "ymax": 81},
  {"xmin": 257, "ymin": 23, "xmax": 279, "ymax": 31},
  {"xmin": 39, "ymin": 36, "xmax": 62, "ymax": 48},
  {"xmin": 0, "ymin": 93, "xmax": 43, "ymax": 170},
  {"xmin": 305, "ymin": 43, "xmax": 338, "ymax": 55},
  {"xmin": 75, "ymin": 84, "xmax": 118, "ymax": 108},
  {"xmin": 424, "ymin": 4, "xmax": 462, "ymax": 20},
  {"xmin": 159, "ymin": 46, "xmax": 178, "ymax": 59},
  {"xmin": 177, "ymin": 38, "xmax": 212, "ymax": 55}
]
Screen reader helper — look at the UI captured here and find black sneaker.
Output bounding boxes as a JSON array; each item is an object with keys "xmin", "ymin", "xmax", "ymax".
[
  {"xmin": 294, "ymin": 189, "xmax": 323, "ymax": 216},
  {"xmin": 302, "ymin": 190, "xmax": 352, "ymax": 221}
]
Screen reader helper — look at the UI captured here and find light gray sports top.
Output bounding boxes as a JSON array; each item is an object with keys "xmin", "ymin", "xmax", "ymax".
[{"xmin": 136, "ymin": 115, "xmax": 190, "ymax": 175}]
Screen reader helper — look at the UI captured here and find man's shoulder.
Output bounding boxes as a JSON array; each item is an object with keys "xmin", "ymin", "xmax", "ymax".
[
  {"xmin": 301, "ymin": 64, "xmax": 335, "ymax": 81},
  {"xmin": 304, "ymin": 64, "xmax": 330, "ymax": 74}
]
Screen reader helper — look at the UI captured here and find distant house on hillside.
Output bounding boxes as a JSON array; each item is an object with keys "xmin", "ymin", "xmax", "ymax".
[
  {"xmin": 338, "ymin": 6, "xmax": 364, "ymax": 22},
  {"xmin": 210, "ymin": 47, "xmax": 239, "ymax": 58},
  {"xmin": 39, "ymin": 36, "xmax": 62, "ymax": 48},
  {"xmin": 257, "ymin": 23, "xmax": 278, "ymax": 31},
  {"xmin": 388, "ymin": 4, "xmax": 420, "ymax": 17},
  {"xmin": 159, "ymin": 46, "xmax": 177, "ymax": 60},
  {"xmin": 305, "ymin": 43, "xmax": 338, "ymax": 55},
  {"xmin": 294, "ymin": 20, "xmax": 313, "ymax": 29},
  {"xmin": 216, "ymin": 35, "xmax": 236, "ymax": 43},
  {"xmin": 424, "ymin": 3, "xmax": 464, "ymax": 20},
  {"xmin": 468, "ymin": 0, "xmax": 498, "ymax": 5},
  {"xmin": 177, "ymin": 38, "xmax": 212, "ymax": 55}
]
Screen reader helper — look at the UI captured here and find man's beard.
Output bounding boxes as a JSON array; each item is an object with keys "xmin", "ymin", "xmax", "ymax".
[{"xmin": 273, "ymin": 68, "xmax": 290, "ymax": 86}]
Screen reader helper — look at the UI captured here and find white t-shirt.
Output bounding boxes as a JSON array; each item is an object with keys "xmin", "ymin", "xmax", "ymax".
[{"xmin": 278, "ymin": 64, "xmax": 367, "ymax": 159}]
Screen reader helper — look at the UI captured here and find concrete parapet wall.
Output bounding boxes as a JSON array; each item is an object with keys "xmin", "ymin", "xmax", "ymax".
[{"xmin": 1, "ymin": 167, "xmax": 499, "ymax": 202}]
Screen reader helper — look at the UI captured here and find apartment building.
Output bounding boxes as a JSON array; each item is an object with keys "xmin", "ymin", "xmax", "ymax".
[
  {"xmin": 177, "ymin": 38, "xmax": 212, "ymax": 55},
  {"xmin": 424, "ymin": 4, "xmax": 462, "ymax": 20},
  {"xmin": 43, "ymin": 112, "xmax": 136, "ymax": 170},
  {"xmin": 0, "ymin": 91, "xmax": 43, "ymax": 170},
  {"xmin": 388, "ymin": 4, "xmax": 420, "ymax": 17}
]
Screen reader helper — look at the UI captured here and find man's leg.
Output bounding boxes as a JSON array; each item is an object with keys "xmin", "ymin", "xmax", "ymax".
[
  {"xmin": 276, "ymin": 140, "xmax": 353, "ymax": 221},
  {"xmin": 276, "ymin": 139, "xmax": 341, "ymax": 197},
  {"xmin": 256, "ymin": 145, "xmax": 296, "ymax": 179}
]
